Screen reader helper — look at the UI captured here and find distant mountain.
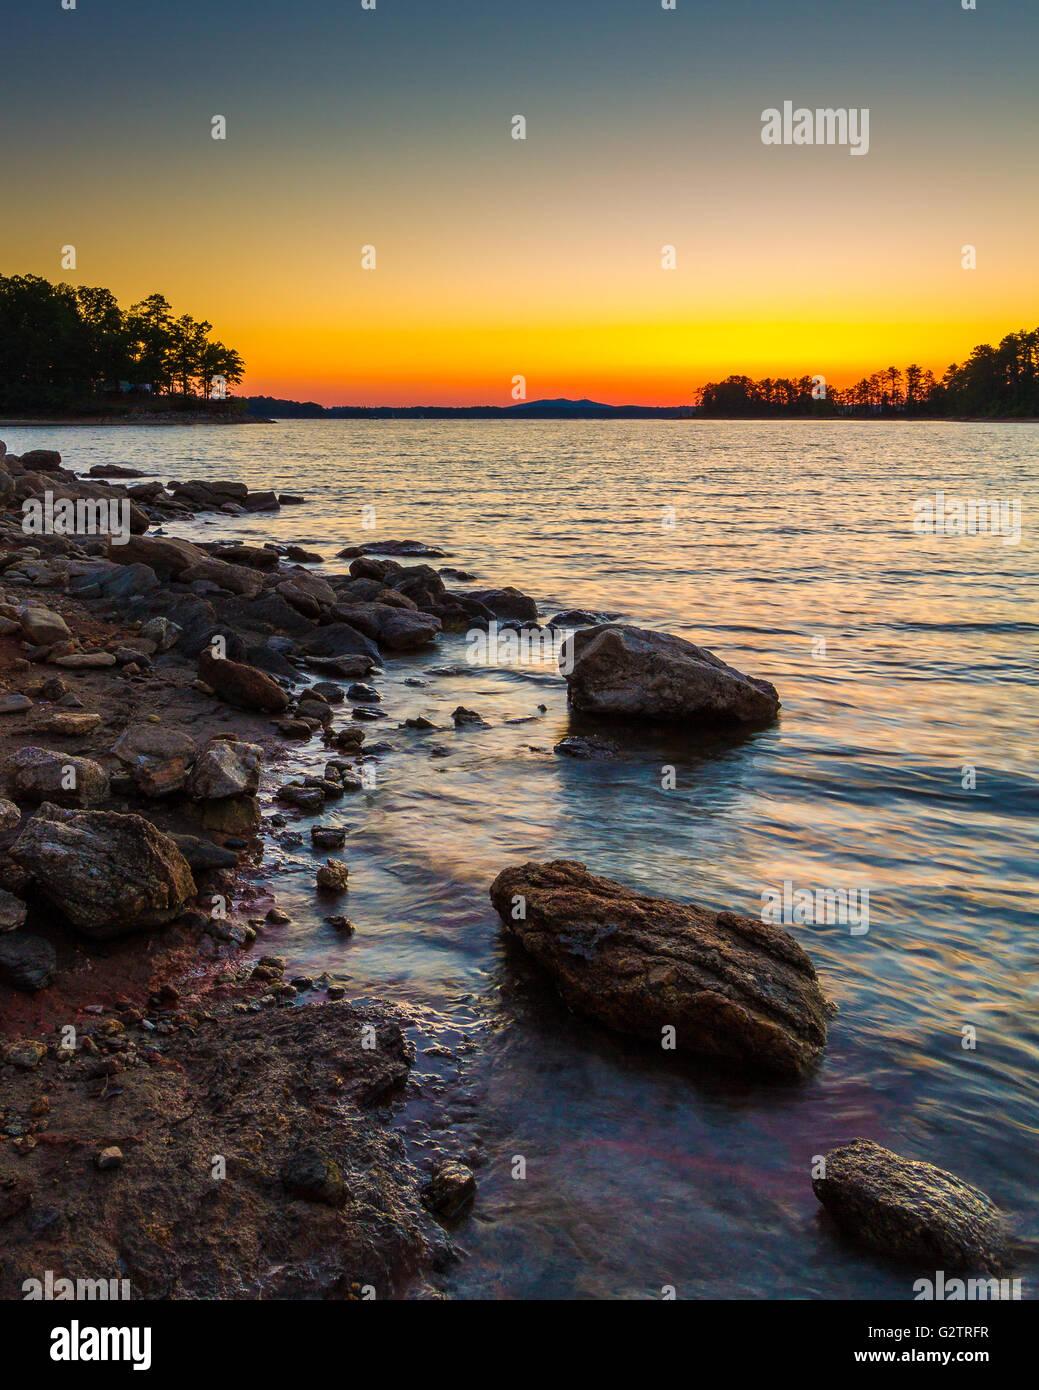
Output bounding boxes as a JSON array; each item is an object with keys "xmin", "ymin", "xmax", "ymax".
[{"xmin": 508, "ymin": 397, "xmax": 611, "ymax": 410}]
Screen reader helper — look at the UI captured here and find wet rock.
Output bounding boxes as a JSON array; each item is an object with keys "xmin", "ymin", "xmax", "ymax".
[
  {"xmin": 189, "ymin": 738, "xmax": 263, "ymax": 799},
  {"xmin": 466, "ymin": 586, "xmax": 538, "ymax": 622},
  {"xmin": 316, "ymin": 859, "xmax": 350, "ymax": 892},
  {"xmin": 13, "ymin": 803, "xmax": 196, "ymax": 939},
  {"xmin": 561, "ymin": 625, "xmax": 781, "ymax": 723},
  {"xmin": 4, "ymin": 747, "xmax": 109, "ymax": 807},
  {"xmin": 198, "ymin": 650, "xmax": 291, "ymax": 713},
  {"xmin": 311, "ymin": 826, "xmax": 346, "ymax": 850},
  {"xmin": 169, "ymin": 834, "xmax": 238, "ymax": 871},
  {"xmin": 553, "ymin": 735, "xmax": 617, "ymax": 759},
  {"xmin": 276, "ymin": 783, "xmax": 325, "ymax": 811},
  {"xmin": 422, "ymin": 1161, "xmax": 476, "ymax": 1220},
  {"xmin": 548, "ymin": 609, "xmax": 618, "ymax": 627},
  {"xmin": 812, "ymin": 1139, "xmax": 1011, "ymax": 1274},
  {"xmin": 111, "ymin": 724, "xmax": 197, "ymax": 797},
  {"xmin": 311, "ymin": 681, "xmax": 345, "ymax": 703},
  {"xmin": 304, "ymin": 654, "xmax": 377, "ymax": 679},
  {"xmin": 489, "ymin": 860, "xmax": 833, "ymax": 1079},
  {"xmin": 347, "ymin": 682, "xmax": 380, "ymax": 703},
  {"xmin": 333, "ymin": 604, "xmax": 442, "ymax": 652},
  {"xmin": 452, "ymin": 706, "xmax": 488, "ymax": 728},
  {"xmin": 325, "ymin": 915, "xmax": 355, "ymax": 935},
  {"xmin": 341, "ymin": 539, "xmax": 447, "ymax": 558},
  {"xmin": 0, "ymin": 933, "xmax": 56, "ymax": 991},
  {"xmin": 299, "ymin": 623, "xmax": 381, "ymax": 663}
]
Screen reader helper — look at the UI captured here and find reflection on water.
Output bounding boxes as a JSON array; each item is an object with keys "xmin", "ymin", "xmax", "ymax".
[{"xmin": 8, "ymin": 420, "xmax": 1038, "ymax": 1298}]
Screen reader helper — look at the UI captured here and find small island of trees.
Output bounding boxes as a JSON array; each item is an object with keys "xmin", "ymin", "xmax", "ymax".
[{"xmin": 0, "ymin": 274, "xmax": 245, "ymax": 415}]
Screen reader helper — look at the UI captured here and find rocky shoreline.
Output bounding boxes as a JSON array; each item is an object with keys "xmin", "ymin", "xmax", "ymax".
[{"xmin": 0, "ymin": 440, "xmax": 1018, "ymax": 1297}]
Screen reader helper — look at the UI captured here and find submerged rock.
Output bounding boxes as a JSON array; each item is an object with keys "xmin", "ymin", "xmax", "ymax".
[
  {"xmin": 489, "ymin": 860, "xmax": 832, "ymax": 1078},
  {"xmin": 561, "ymin": 625, "xmax": 780, "ymax": 723},
  {"xmin": 812, "ymin": 1139, "xmax": 1011, "ymax": 1273},
  {"xmin": 13, "ymin": 803, "xmax": 196, "ymax": 939}
]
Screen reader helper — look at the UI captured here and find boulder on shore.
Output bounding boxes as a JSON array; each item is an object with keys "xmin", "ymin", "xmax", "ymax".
[
  {"xmin": 189, "ymin": 738, "xmax": 263, "ymax": 799},
  {"xmin": 560, "ymin": 624, "xmax": 780, "ymax": 723},
  {"xmin": 812, "ymin": 1139, "xmax": 1011, "ymax": 1274},
  {"xmin": 12, "ymin": 803, "xmax": 196, "ymax": 939},
  {"xmin": 111, "ymin": 724, "xmax": 198, "ymax": 797},
  {"xmin": 489, "ymin": 859, "xmax": 832, "ymax": 1078},
  {"xmin": 4, "ymin": 748, "xmax": 110, "ymax": 807},
  {"xmin": 198, "ymin": 650, "xmax": 291, "ymax": 713}
]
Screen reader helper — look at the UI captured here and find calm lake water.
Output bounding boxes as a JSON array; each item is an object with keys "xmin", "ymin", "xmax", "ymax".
[{"xmin": 6, "ymin": 419, "xmax": 1038, "ymax": 1299}]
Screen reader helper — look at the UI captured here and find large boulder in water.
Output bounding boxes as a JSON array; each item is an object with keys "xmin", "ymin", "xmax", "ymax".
[
  {"xmin": 331, "ymin": 603, "xmax": 441, "ymax": 651},
  {"xmin": 560, "ymin": 624, "xmax": 780, "ymax": 722},
  {"xmin": 12, "ymin": 803, "xmax": 196, "ymax": 939},
  {"xmin": 489, "ymin": 860, "xmax": 832, "ymax": 1079},
  {"xmin": 812, "ymin": 1139, "xmax": 1011, "ymax": 1273}
]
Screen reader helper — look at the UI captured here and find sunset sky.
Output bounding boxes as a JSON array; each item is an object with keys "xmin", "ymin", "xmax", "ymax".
[{"xmin": 3, "ymin": 0, "xmax": 1037, "ymax": 405}]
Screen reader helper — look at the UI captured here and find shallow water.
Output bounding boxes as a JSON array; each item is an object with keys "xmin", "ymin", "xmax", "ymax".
[{"xmin": 6, "ymin": 419, "xmax": 1038, "ymax": 1298}]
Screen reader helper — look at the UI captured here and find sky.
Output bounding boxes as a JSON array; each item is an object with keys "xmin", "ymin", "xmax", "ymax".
[{"xmin": 2, "ymin": 0, "xmax": 1038, "ymax": 406}]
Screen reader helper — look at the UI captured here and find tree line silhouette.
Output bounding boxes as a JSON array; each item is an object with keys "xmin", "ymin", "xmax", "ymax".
[
  {"xmin": 0, "ymin": 274, "xmax": 244, "ymax": 412},
  {"xmin": 695, "ymin": 328, "xmax": 1039, "ymax": 418}
]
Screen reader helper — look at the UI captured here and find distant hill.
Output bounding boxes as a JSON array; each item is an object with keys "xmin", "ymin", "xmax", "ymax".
[{"xmin": 246, "ymin": 395, "xmax": 695, "ymax": 420}]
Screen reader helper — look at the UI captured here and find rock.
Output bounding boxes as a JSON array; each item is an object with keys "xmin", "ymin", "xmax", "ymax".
[
  {"xmin": 0, "ymin": 933, "xmax": 56, "ymax": 991},
  {"xmin": 0, "ymin": 694, "xmax": 33, "ymax": 715},
  {"xmin": 111, "ymin": 725, "xmax": 197, "ymax": 797},
  {"xmin": 332, "ymin": 605, "xmax": 442, "ymax": 652},
  {"xmin": 12, "ymin": 803, "xmax": 196, "ymax": 939},
  {"xmin": 298, "ymin": 624, "xmax": 381, "ymax": 663},
  {"xmin": 18, "ymin": 606, "xmax": 71, "ymax": 646},
  {"xmin": 189, "ymin": 738, "xmax": 263, "ymax": 799},
  {"xmin": 198, "ymin": 650, "xmax": 291, "ymax": 713},
  {"xmin": 812, "ymin": 1139, "xmax": 1011, "ymax": 1273},
  {"xmin": 466, "ymin": 586, "xmax": 538, "ymax": 622},
  {"xmin": 316, "ymin": 859, "xmax": 349, "ymax": 892},
  {"xmin": 548, "ymin": 609, "xmax": 617, "ymax": 627},
  {"xmin": 422, "ymin": 1161, "xmax": 476, "ymax": 1219},
  {"xmin": 0, "ymin": 887, "xmax": 28, "ymax": 933},
  {"xmin": 89, "ymin": 463, "xmax": 143, "ymax": 478},
  {"xmin": 1, "ymin": 1038, "xmax": 47, "ymax": 1069},
  {"xmin": 0, "ymin": 798, "xmax": 21, "ymax": 831},
  {"xmin": 4, "ymin": 747, "xmax": 110, "ymax": 806},
  {"xmin": 281, "ymin": 1146, "xmax": 347, "ymax": 1206},
  {"xmin": 169, "ymin": 834, "xmax": 238, "ymax": 871},
  {"xmin": 304, "ymin": 654, "xmax": 377, "ymax": 679},
  {"xmin": 343, "ymin": 539, "xmax": 447, "ymax": 558},
  {"xmin": 18, "ymin": 449, "xmax": 62, "ymax": 471},
  {"xmin": 277, "ymin": 784, "xmax": 325, "ymax": 811},
  {"xmin": 488, "ymin": 860, "xmax": 833, "ymax": 1078},
  {"xmin": 34, "ymin": 712, "xmax": 102, "ymax": 737},
  {"xmin": 561, "ymin": 625, "xmax": 781, "ymax": 722},
  {"xmin": 452, "ymin": 706, "xmax": 488, "ymax": 728},
  {"xmin": 553, "ymin": 735, "xmax": 617, "ymax": 759},
  {"xmin": 209, "ymin": 543, "xmax": 279, "ymax": 571},
  {"xmin": 96, "ymin": 1147, "xmax": 124, "ymax": 1171},
  {"xmin": 311, "ymin": 681, "xmax": 344, "ymax": 703},
  {"xmin": 52, "ymin": 652, "xmax": 117, "ymax": 669},
  {"xmin": 347, "ymin": 682, "xmax": 380, "ymax": 702},
  {"xmin": 140, "ymin": 616, "xmax": 182, "ymax": 651},
  {"xmin": 311, "ymin": 826, "xmax": 346, "ymax": 850}
]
